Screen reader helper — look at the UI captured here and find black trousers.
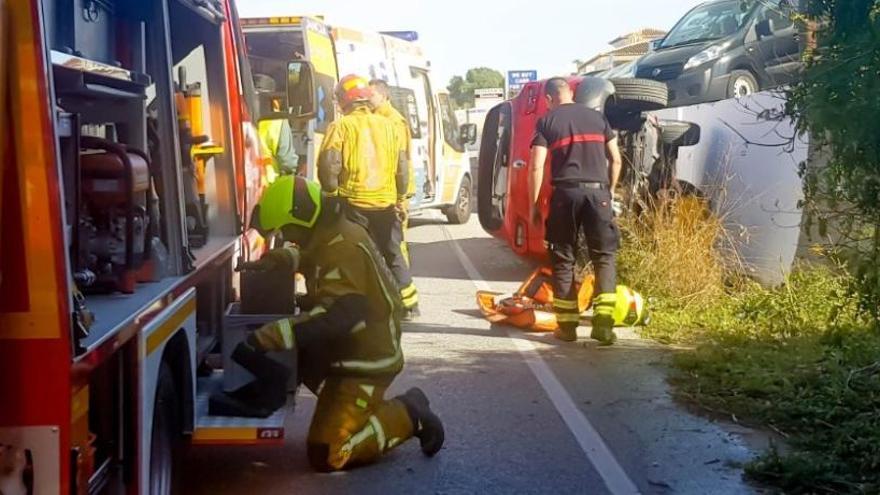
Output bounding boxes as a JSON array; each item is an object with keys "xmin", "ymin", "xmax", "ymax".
[
  {"xmin": 354, "ymin": 207, "xmax": 413, "ymax": 291},
  {"xmin": 546, "ymin": 185, "xmax": 619, "ymax": 307}
]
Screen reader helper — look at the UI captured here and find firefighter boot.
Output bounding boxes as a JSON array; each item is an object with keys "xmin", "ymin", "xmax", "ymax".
[
  {"xmin": 402, "ymin": 305, "xmax": 421, "ymax": 322},
  {"xmin": 590, "ymin": 315, "xmax": 617, "ymax": 345},
  {"xmin": 553, "ymin": 325, "xmax": 578, "ymax": 342},
  {"xmin": 396, "ymin": 388, "xmax": 444, "ymax": 457},
  {"xmin": 590, "ymin": 293, "xmax": 618, "ymax": 346}
]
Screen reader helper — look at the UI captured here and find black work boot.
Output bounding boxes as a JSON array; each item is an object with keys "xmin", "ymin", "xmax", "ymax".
[
  {"xmin": 553, "ymin": 325, "xmax": 578, "ymax": 342},
  {"xmin": 402, "ymin": 305, "xmax": 421, "ymax": 322},
  {"xmin": 396, "ymin": 388, "xmax": 444, "ymax": 457},
  {"xmin": 590, "ymin": 315, "xmax": 617, "ymax": 346}
]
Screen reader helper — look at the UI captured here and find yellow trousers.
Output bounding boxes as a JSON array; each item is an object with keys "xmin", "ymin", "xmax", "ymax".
[{"xmin": 307, "ymin": 375, "xmax": 414, "ymax": 472}]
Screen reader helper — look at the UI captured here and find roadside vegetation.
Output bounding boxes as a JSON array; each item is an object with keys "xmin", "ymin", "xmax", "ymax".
[{"xmin": 617, "ymin": 196, "xmax": 880, "ymax": 494}]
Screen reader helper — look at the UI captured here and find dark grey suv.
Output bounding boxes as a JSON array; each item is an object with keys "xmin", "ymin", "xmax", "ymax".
[{"xmin": 636, "ymin": 0, "xmax": 803, "ymax": 107}]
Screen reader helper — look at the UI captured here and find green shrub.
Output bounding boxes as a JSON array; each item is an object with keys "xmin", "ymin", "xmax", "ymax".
[{"xmin": 617, "ymin": 197, "xmax": 880, "ymax": 493}]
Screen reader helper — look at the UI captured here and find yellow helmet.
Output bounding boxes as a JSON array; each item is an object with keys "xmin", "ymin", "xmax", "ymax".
[
  {"xmin": 251, "ymin": 176, "xmax": 323, "ymax": 235},
  {"xmin": 335, "ymin": 74, "xmax": 372, "ymax": 110}
]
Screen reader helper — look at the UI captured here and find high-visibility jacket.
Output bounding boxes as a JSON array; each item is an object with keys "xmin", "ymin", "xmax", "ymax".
[
  {"xmin": 373, "ymin": 102, "xmax": 415, "ymax": 199},
  {"xmin": 302, "ymin": 211, "xmax": 405, "ymax": 379},
  {"xmin": 319, "ymin": 106, "xmax": 406, "ymax": 209},
  {"xmin": 258, "ymin": 118, "xmax": 298, "ymax": 183}
]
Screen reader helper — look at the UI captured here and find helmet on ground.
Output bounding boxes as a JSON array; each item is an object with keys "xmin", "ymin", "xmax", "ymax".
[
  {"xmin": 251, "ymin": 176, "xmax": 323, "ymax": 236},
  {"xmin": 335, "ymin": 74, "xmax": 372, "ymax": 110}
]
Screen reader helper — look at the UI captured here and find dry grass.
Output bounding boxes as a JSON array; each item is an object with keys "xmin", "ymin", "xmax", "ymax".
[{"xmin": 617, "ymin": 195, "xmax": 735, "ymax": 309}]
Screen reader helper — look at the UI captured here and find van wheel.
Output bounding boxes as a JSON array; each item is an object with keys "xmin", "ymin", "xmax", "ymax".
[
  {"xmin": 608, "ymin": 78, "xmax": 669, "ymax": 112},
  {"xmin": 659, "ymin": 121, "xmax": 701, "ymax": 147},
  {"xmin": 445, "ymin": 176, "xmax": 472, "ymax": 224},
  {"xmin": 727, "ymin": 71, "xmax": 758, "ymax": 99},
  {"xmin": 150, "ymin": 363, "xmax": 182, "ymax": 495}
]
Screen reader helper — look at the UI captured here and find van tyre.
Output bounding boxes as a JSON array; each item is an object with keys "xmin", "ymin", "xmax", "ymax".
[
  {"xmin": 608, "ymin": 78, "xmax": 669, "ymax": 112},
  {"xmin": 445, "ymin": 176, "xmax": 472, "ymax": 224},
  {"xmin": 150, "ymin": 363, "xmax": 183, "ymax": 495},
  {"xmin": 659, "ymin": 121, "xmax": 700, "ymax": 147},
  {"xmin": 727, "ymin": 70, "xmax": 758, "ymax": 99}
]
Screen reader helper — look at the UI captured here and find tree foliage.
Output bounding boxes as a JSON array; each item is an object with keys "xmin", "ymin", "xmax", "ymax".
[
  {"xmin": 787, "ymin": 0, "xmax": 880, "ymax": 323},
  {"xmin": 446, "ymin": 67, "xmax": 505, "ymax": 108}
]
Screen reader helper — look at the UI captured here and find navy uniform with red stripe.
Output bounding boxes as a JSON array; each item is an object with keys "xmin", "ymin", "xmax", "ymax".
[{"xmin": 532, "ymin": 102, "xmax": 620, "ymax": 342}]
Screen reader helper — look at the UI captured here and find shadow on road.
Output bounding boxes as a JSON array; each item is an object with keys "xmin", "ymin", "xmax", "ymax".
[{"xmin": 409, "ymin": 236, "xmax": 536, "ymax": 283}]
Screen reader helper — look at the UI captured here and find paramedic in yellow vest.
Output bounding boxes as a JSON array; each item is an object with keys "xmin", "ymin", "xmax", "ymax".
[
  {"xmin": 318, "ymin": 74, "xmax": 420, "ymax": 320},
  {"xmin": 369, "ymin": 79, "xmax": 416, "ymax": 265},
  {"xmin": 242, "ymin": 176, "xmax": 444, "ymax": 472},
  {"xmin": 254, "ymin": 73, "xmax": 298, "ymax": 183}
]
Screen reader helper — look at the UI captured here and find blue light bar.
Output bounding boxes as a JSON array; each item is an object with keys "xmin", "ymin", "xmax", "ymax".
[{"xmin": 381, "ymin": 31, "xmax": 419, "ymax": 42}]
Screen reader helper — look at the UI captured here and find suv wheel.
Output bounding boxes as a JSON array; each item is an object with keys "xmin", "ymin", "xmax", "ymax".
[{"xmin": 727, "ymin": 70, "xmax": 758, "ymax": 99}]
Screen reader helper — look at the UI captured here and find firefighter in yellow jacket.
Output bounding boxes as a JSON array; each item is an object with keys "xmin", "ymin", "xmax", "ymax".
[
  {"xmin": 242, "ymin": 175, "xmax": 444, "ymax": 472},
  {"xmin": 255, "ymin": 73, "xmax": 298, "ymax": 183},
  {"xmin": 318, "ymin": 74, "xmax": 420, "ymax": 319},
  {"xmin": 369, "ymin": 79, "xmax": 417, "ymax": 277}
]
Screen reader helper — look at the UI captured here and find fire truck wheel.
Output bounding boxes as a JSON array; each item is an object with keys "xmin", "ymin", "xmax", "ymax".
[
  {"xmin": 445, "ymin": 176, "xmax": 472, "ymax": 225},
  {"xmin": 150, "ymin": 363, "xmax": 182, "ymax": 495}
]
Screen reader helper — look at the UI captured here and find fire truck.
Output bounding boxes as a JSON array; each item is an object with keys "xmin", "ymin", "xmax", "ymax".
[{"xmin": 0, "ymin": 0, "xmax": 302, "ymax": 492}]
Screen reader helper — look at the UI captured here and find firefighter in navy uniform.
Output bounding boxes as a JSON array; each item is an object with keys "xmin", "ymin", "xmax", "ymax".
[
  {"xmin": 528, "ymin": 78, "xmax": 624, "ymax": 345},
  {"xmin": 241, "ymin": 175, "xmax": 444, "ymax": 472},
  {"xmin": 318, "ymin": 74, "xmax": 420, "ymax": 319}
]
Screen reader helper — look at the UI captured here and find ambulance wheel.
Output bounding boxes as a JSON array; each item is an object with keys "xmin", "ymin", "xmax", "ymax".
[
  {"xmin": 445, "ymin": 176, "xmax": 472, "ymax": 224},
  {"xmin": 150, "ymin": 363, "xmax": 182, "ymax": 495}
]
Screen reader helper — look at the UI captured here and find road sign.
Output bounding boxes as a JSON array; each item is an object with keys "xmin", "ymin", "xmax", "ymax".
[
  {"xmin": 475, "ymin": 88, "xmax": 504, "ymax": 99},
  {"xmin": 474, "ymin": 87, "xmax": 505, "ymax": 110},
  {"xmin": 507, "ymin": 70, "xmax": 538, "ymax": 97}
]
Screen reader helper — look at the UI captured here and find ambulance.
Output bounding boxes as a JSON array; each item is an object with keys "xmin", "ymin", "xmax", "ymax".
[{"xmin": 242, "ymin": 16, "xmax": 478, "ymax": 223}]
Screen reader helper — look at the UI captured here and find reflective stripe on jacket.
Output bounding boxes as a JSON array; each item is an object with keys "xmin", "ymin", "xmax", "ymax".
[{"xmin": 319, "ymin": 106, "xmax": 403, "ymax": 209}]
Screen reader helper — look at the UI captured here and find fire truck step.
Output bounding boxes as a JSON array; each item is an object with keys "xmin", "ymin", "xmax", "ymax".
[{"xmin": 192, "ymin": 371, "xmax": 288, "ymax": 445}]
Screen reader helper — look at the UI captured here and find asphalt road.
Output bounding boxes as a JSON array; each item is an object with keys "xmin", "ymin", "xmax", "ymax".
[{"xmin": 182, "ymin": 215, "xmax": 769, "ymax": 494}]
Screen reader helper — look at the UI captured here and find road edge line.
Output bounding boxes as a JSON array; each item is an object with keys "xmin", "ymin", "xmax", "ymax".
[{"xmin": 442, "ymin": 225, "xmax": 640, "ymax": 495}]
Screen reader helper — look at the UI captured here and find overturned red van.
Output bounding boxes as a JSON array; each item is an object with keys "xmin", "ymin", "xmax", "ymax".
[{"xmin": 477, "ymin": 76, "xmax": 700, "ymax": 261}]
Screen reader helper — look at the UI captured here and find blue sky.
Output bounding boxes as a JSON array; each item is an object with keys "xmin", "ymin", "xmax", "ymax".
[{"xmin": 239, "ymin": 0, "xmax": 704, "ymax": 86}]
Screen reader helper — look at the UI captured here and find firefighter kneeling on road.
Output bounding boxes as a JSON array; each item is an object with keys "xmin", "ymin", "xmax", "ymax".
[
  {"xmin": 318, "ymin": 74, "xmax": 420, "ymax": 320},
  {"xmin": 240, "ymin": 175, "xmax": 444, "ymax": 472}
]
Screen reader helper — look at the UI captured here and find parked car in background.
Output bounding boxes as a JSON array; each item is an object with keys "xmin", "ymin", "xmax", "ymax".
[{"xmin": 635, "ymin": 0, "xmax": 802, "ymax": 107}]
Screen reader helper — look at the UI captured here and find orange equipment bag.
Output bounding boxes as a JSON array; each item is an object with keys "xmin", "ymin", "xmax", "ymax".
[
  {"xmin": 476, "ymin": 267, "xmax": 595, "ymax": 333},
  {"xmin": 476, "ymin": 267, "xmax": 649, "ymax": 332}
]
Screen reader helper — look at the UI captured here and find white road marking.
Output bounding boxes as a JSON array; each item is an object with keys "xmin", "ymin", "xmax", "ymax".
[{"xmin": 442, "ymin": 224, "xmax": 641, "ymax": 495}]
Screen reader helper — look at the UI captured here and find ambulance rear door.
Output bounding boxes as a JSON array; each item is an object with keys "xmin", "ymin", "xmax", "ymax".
[
  {"xmin": 382, "ymin": 41, "xmax": 436, "ymax": 207},
  {"xmin": 331, "ymin": 27, "xmax": 431, "ymax": 206},
  {"xmin": 243, "ymin": 16, "xmax": 338, "ymax": 180}
]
